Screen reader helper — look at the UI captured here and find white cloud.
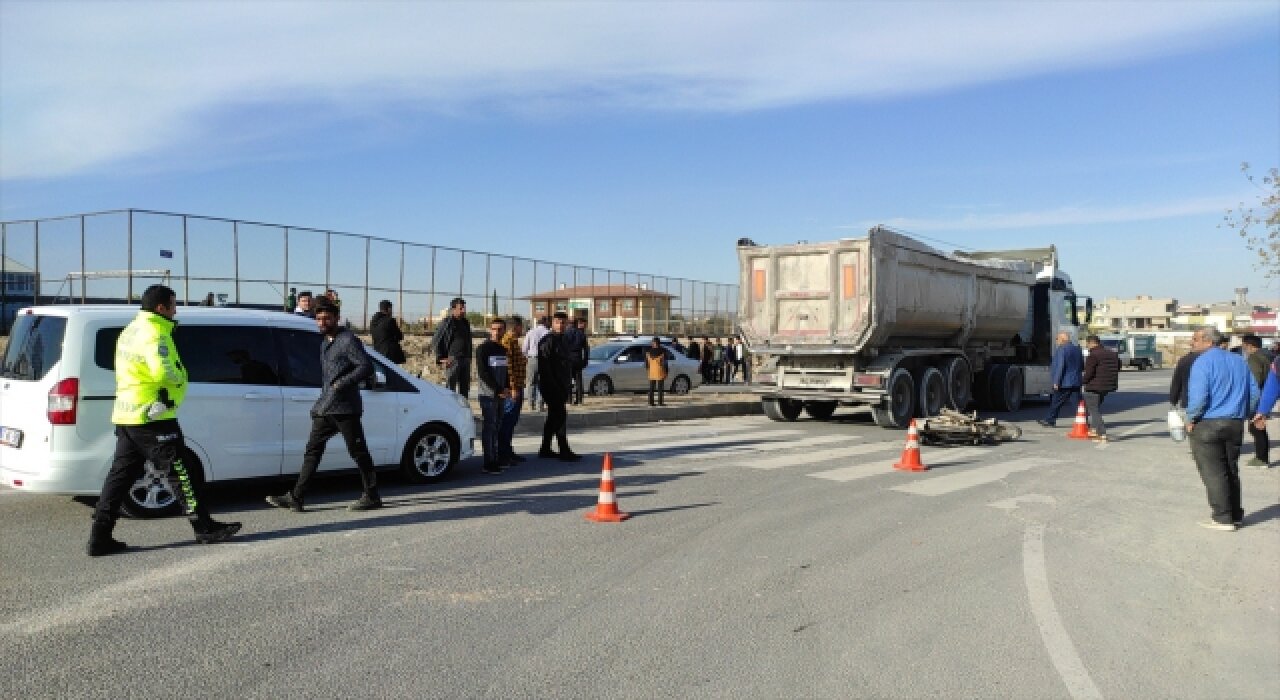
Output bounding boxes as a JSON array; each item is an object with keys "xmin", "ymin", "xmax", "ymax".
[
  {"xmin": 0, "ymin": 0, "xmax": 1272, "ymax": 179},
  {"xmin": 862, "ymin": 193, "xmax": 1250, "ymax": 232}
]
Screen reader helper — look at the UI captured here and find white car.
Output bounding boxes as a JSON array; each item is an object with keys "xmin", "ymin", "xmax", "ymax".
[{"xmin": 0, "ymin": 306, "xmax": 475, "ymax": 517}]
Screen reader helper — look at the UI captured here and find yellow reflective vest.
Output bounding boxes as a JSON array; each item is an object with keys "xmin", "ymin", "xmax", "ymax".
[{"xmin": 111, "ymin": 311, "xmax": 188, "ymax": 425}]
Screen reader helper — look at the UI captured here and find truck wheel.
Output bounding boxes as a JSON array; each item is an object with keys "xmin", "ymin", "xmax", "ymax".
[
  {"xmin": 763, "ymin": 398, "xmax": 803, "ymax": 422},
  {"xmin": 988, "ymin": 365, "xmax": 1024, "ymax": 412},
  {"xmin": 803, "ymin": 401, "xmax": 837, "ymax": 420},
  {"xmin": 872, "ymin": 368, "xmax": 915, "ymax": 428},
  {"xmin": 940, "ymin": 356, "xmax": 972, "ymax": 410},
  {"xmin": 917, "ymin": 367, "xmax": 946, "ymax": 417}
]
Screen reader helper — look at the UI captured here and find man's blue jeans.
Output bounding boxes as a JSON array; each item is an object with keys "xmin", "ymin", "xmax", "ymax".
[{"xmin": 498, "ymin": 394, "xmax": 523, "ymax": 461}]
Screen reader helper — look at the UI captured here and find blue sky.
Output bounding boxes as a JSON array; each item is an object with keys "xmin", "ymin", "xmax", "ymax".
[{"xmin": 2, "ymin": 1, "xmax": 1278, "ymax": 305}]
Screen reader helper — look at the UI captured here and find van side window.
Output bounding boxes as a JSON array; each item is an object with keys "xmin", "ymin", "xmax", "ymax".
[
  {"xmin": 94, "ymin": 328, "xmax": 125, "ymax": 369},
  {"xmin": 276, "ymin": 328, "xmax": 323, "ymax": 388},
  {"xmin": 173, "ymin": 326, "xmax": 279, "ymax": 385},
  {"xmin": 0, "ymin": 314, "xmax": 66, "ymax": 381}
]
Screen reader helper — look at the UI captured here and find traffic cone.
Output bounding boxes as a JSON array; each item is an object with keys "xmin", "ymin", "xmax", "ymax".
[
  {"xmin": 1067, "ymin": 400, "xmax": 1091, "ymax": 440},
  {"xmin": 585, "ymin": 454, "xmax": 631, "ymax": 522},
  {"xmin": 893, "ymin": 420, "xmax": 928, "ymax": 472}
]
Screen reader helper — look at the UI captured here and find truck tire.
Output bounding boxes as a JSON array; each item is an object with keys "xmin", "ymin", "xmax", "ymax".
[
  {"xmin": 803, "ymin": 401, "xmax": 837, "ymax": 420},
  {"xmin": 871, "ymin": 367, "xmax": 915, "ymax": 429},
  {"xmin": 988, "ymin": 364, "xmax": 1024, "ymax": 413},
  {"xmin": 917, "ymin": 366, "xmax": 946, "ymax": 417},
  {"xmin": 940, "ymin": 356, "xmax": 972, "ymax": 410},
  {"xmin": 763, "ymin": 398, "xmax": 803, "ymax": 422}
]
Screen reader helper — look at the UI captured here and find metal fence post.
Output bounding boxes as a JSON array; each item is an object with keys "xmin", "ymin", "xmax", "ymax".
[
  {"xmin": 33, "ymin": 220, "xmax": 40, "ymax": 305},
  {"xmin": 127, "ymin": 210, "xmax": 133, "ymax": 303},
  {"xmin": 233, "ymin": 221, "xmax": 241, "ymax": 306},
  {"xmin": 1, "ymin": 222, "xmax": 7, "ymax": 331},
  {"xmin": 283, "ymin": 227, "xmax": 290, "ymax": 312},
  {"xmin": 363, "ymin": 237, "xmax": 371, "ymax": 328},
  {"xmin": 398, "ymin": 242, "xmax": 405, "ymax": 324},
  {"xmin": 182, "ymin": 216, "xmax": 190, "ymax": 306},
  {"xmin": 80, "ymin": 216, "xmax": 87, "ymax": 303},
  {"xmin": 325, "ymin": 231, "xmax": 331, "ymax": 293},
  {"xmin": 428, "ymin": 246, "xmax": 436, "ymax": 327}
]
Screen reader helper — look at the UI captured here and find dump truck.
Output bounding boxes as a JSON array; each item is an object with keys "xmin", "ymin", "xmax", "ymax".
[{"xmin": 737, "ymin": 227, "xmax": 1092, "ymax": 428}]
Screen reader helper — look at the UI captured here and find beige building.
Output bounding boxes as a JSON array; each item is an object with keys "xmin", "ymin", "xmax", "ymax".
[
  {"xmin": 1093, "ymin": 295, "xmax": 1177, "ymax": 331},
  {"xmin": 523, "ymin": 284, "xmax": 675, "ymax": 335}
]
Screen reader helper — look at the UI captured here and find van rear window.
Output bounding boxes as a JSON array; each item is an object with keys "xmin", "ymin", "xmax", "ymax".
[{"xmin": 0, "ymin": 314, "xmax": 67, "ymax": 381}]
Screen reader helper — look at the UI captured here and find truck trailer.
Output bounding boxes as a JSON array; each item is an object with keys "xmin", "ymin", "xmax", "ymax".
[{"xmin": 737, "ymin": 227, "xmax": 1092, "ymax": 428}]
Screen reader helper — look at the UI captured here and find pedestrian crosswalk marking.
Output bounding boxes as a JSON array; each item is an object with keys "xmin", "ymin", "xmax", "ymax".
[
  {"xmin": 748, "ymin": 440, "xmax": 895, "ymax": 470},
  {"xmin": 609, "ymin": 429, "xmax": 814, "ymax": 459},
  {"xmin": 890, "ymin": 457, "xmax": 1060, "ymax": 496},
  {"xmin": 569, "ymin": 422, "xmax": 767, "ymax": 446}
]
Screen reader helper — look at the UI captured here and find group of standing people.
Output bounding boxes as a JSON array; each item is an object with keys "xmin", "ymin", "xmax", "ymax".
[{"xmin": 684, "ymin": 336, "xmax": 748, "ymax": 385}]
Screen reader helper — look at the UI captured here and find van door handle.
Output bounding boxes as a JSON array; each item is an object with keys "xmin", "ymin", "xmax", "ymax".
[
  {"xmin": 243, "ymin": 393, "xmax": 273, "ymax": 400},
  {"xmin": 289, "ymin": 396, "xmax": 315, "ymax": 402}
]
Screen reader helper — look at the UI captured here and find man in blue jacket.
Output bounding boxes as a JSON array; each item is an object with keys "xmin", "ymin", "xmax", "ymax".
[
  {"xmin": 1037, "ymin": 331, "xmax": 1084, "ymax": 427},
  {"xmin": 1186, "ymin": 327, "xmax": 1259, "ymax": 531}
]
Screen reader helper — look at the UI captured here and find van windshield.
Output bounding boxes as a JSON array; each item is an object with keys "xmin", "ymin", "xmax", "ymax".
[{"xmin": 1, "ymin": 314, "xmax": 67, "ymax": 381}]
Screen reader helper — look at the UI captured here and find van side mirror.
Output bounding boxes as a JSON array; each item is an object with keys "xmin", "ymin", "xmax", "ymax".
[{"xmin": 1084, "ymin": 298, "xmax": 1094, "ymax": 324}]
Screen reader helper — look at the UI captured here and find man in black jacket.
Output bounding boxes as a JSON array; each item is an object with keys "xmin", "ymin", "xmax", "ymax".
[
  {"xmin": 475, "ymin": 318, "xmax": 510, "ymax": 474},
  {"xmin": 1082, "ymin": 334, "xmax": 1121, "ymax": 443},
  {"xmin": 433, "ymin": 297, "xmax": 473, "ymax": 397},
  {"xmin": 267, "ymin": 300, "xmax": 381, "ymax": 512},
  {"xmin": 537, "ymin": 312, "xmax": 580, "ymax": 461},
  {"xmin": 370, "ymin": 299, "xmax": 406, "ymax": 364}
]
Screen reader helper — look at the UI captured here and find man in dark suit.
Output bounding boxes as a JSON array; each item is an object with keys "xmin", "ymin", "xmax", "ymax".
[{"xmin": 1038, "ymin": 331, "xmax": 1084, "ymax": 427}]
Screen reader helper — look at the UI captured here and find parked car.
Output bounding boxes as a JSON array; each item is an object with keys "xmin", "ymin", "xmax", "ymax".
[
  {"xmin": 0, "ymin": 306, "xmax": 475, "ymax": 518},
  {"xmin": 581, "ymin": 338, "xmax": 702, "ymax": 396}
]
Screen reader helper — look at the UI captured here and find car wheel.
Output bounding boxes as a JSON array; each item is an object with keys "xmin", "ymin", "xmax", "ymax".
[
  {"xmin": 589, "ymin": 376, "xmax": 613, "ymax": 396},
  {"xmin": 120, "ymin": 449, "xmax": 201, "ymax": 519},
  {"xmin": 762, "ymin": 398, "xmax": 803, "ymax": 422},
  {"xmin": 670, "ymin": 375, "xmax": 692, "ymax": 394},
  {"xmin": 400, "ymin": 423, "xmax": 459, "ymax": 483}
]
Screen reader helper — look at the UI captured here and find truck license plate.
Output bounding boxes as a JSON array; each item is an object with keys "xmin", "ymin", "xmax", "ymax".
[{"xmin": 0, "ymin": 426, "xmax": 23, "ymax": 448}]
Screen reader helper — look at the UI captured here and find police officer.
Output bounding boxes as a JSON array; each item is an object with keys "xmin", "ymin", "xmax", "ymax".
[{"xmin": 87, "ymin": 285, "xmax": 241, "ymax": 556}]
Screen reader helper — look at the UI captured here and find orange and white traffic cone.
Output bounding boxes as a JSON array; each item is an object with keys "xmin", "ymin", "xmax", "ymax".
[
  {"xmin": 1067, "ymin": 400, "xmax": 1091, "ymax": 440},
  {"xmin": 893, "ymin": 419, "xmax": 928, "ymax": 472},
  {"xmin": 585, "ymin": 453, "xmax": 631, "ymax": 522}
]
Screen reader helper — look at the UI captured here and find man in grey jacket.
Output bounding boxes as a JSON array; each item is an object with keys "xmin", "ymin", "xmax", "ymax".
[{"xmin": 267, "ymin": 300, "xmax": 381, "ymax": 512}]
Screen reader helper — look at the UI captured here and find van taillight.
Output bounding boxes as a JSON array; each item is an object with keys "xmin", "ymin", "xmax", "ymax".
[{"xmin": 48, "ymin": 378, "xmax": 79, "ymax": 425}]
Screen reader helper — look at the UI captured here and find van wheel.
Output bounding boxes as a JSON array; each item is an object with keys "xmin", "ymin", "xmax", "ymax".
[
  {"xmin": 120, "ymin": 449, "xmax": 201, "ymax": 519},
  {"xmin": 670, "ymin": 375, "xmax": 692, "ymax": 394},
  {"xmin": 400, "ymin": 423, "xmax": 459, "ymax": 483},
  {"xmin": 762, "ymin": 398, "xmax": 803, "ymax": 422}
]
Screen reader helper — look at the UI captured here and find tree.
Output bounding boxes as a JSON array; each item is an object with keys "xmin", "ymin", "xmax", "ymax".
[{"xmin": 1222, "ymin": 162, "xmax": 1280, "ymax": 278}]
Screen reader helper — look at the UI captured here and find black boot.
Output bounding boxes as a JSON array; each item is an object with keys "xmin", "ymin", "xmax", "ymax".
[
  {"xmin": 348, "ymin": 490, "xmax": 384, "ymax": 511},
  {"xmin": 190, "ymin": 514, "xmax": 242, "ymax": 544},
  {"xmin": 87, "ymin": 520, "xmax": 128, "ymax": 557},
  {"xmin": 266, "ymin": 492, "xmax": 305, "ymax": 512}
]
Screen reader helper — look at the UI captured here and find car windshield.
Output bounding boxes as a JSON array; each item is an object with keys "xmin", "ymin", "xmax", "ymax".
[
  {"xmin": 0, "ymin": 313, "xmax": 67, "ymax": 381},
  {"xmin": 588, "ymin": 345, "xmax": 619, "ymax": 361}
]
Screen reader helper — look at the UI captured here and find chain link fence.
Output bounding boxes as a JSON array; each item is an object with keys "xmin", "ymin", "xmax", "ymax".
[{"xmin": 1, "ymin": 209, "xmax": 738, "ymax": 337}]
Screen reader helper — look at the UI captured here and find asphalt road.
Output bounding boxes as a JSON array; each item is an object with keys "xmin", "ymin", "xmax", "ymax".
[{"xmin": 2, "ymin": 369, "xmax": 1277, "ymax": 699}]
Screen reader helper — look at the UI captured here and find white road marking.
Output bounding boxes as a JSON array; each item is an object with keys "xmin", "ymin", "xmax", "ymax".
[
  {"xmin": 609, "ymin": 429, "xmax": 813, "ymax": 459},
  {"xmin": 749, "ymin": 440, "xmax": 895, "ymax": 470},
  {"xmin": 891, "ymin": 457, "xmax": 1059, "ymax": 496},
  {"xmin": 988, "ymin": 493, "xmax": 1057, "ymax": 511},
  {"xmin": 1118, "ymin": 421, "xmax": 1156, "ymax": 437},
  {"xmin": 1023, "ymin": 523, "xmax": 1104, "ymax": 700}
]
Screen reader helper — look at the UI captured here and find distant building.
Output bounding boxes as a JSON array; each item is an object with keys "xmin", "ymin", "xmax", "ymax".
[
  {"xmin": 522, "ymin": 284, "xmax": 676, "ymax": 335},
  {"xmin": 1092, "ymin": 295, "xmax": 1177, "ymax": 331}
]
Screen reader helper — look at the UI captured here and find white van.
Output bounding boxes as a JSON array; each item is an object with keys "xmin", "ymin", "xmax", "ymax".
[{"xmin": 0, "ymin": 306, "xmax": 475, "ymax": 517}]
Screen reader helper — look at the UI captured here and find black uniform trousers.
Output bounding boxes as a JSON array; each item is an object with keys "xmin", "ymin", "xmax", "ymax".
[
  {"xmin": 93, "ymin": 419, "xmax": 207, "ymax": 525},
  {"xmin": 291, "ymin": 414, "xmax": 377, "ymax": 499}
]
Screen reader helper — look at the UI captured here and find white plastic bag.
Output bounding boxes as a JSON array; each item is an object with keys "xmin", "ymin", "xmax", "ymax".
[{"xmin": 1167, "ymin": 409, "xmax": 1186, "ymax": 442}]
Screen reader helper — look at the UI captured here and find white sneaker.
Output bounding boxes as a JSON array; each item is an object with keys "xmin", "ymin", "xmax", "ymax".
[{"xmin": 1198, "ymin": 519, "xmax": 1237, "ymax": 532}]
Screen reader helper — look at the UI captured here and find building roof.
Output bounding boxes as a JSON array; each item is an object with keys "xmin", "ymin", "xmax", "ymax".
[
  {"xmin": 1, "ymin": 255, "xmax": 35, "ymax": 274},
  {"xmin": 522, "ymin": 284, "xmax": 675, "ymax": 300}
]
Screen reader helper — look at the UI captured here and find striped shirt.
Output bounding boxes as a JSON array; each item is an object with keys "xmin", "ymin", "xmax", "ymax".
[{"xmin": 502, "ymin": 330, "xmax": 527, "ymax": 392}]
